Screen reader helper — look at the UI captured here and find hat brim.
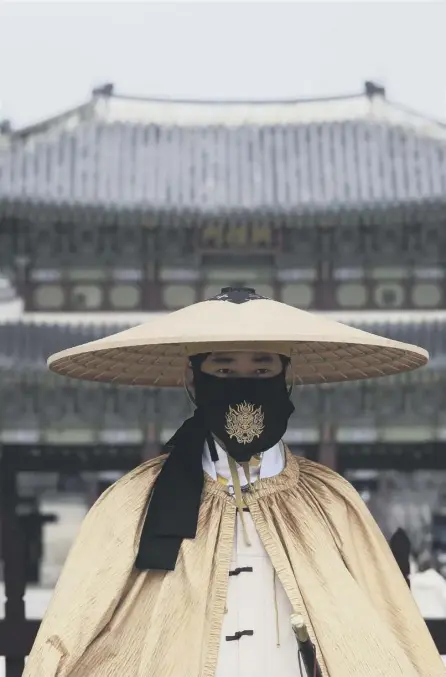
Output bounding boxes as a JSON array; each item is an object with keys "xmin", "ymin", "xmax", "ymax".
[{"xmin": 47, "ymin": 300, "xmax": 428, "ymax": 387}]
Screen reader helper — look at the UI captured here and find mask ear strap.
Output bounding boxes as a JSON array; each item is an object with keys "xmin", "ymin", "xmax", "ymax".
[
  {"xmin": 183, "ymin": 366, "xmax": 196, "ymax": 406},
  {"xmin": 286, "ymin": 359, "xmax": 295, "ymax": 396}
]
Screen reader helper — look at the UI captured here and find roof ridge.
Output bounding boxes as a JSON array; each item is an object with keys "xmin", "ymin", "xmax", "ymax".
[
  {"xmin": 109, "ymin": 91, "xmax": 364, "ymax": 106},
  {"xmin": 7, "ymin": 86, "xmax": 446, "ymax": 138},
  {"xmin": 11, "ymin": 101, "xmax": 93, "ymax": 139},
  {"xmin": 384, "ymin": 98, "xmax": 446, "ymax": 129}
]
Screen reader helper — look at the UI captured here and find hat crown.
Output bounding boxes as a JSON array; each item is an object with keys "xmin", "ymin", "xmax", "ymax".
[
  {"xmin": 210, "ymin": 287, "xmax": 268, "ymax": 304},
  {"xmin": 221, "ymin": 286, "xmax": 255, "ymax": 294}
]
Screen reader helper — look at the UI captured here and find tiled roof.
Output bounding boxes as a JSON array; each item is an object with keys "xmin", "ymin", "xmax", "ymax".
[
  {"xmin": 1, "ymin": 316, "xmax": 446, "ymax": 375},
  {"xmin": 1, "ymin": 88, "xmax": 446, "ymax": 215}
]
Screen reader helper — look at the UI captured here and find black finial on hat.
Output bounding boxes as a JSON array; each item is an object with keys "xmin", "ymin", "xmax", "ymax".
[{"xmin": 208, "ymin": 287, "xmax": 269, "ymax": 304}]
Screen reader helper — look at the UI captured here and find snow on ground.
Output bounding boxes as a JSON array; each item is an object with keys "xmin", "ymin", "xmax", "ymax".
[{"xmin": 411, "ymin": 568, "xmax": 446, "ymax": 619}]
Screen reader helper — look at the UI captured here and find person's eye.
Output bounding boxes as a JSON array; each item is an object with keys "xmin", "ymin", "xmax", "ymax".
[
  {"xmin": 217, "ymin": 368, "xmax": 233, "ymax": 375},
  {"xmin": 256, "ymin": 368, "xmax": 270, "ymax": 375}
]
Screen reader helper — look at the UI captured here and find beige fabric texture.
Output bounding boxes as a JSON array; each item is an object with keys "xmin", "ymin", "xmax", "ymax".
[
  {"xmin": 47, "ymin": 299, "xmax": 428, "ymax": 386},
  {"xmin": 24, "ymin": 451, "xmax": 445, "ymax": 677}
]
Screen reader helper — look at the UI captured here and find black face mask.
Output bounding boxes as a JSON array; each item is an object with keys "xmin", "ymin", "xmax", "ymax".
[{"xmin": 192, "ymin": 369, "xmax": 295, "ymax": 462}]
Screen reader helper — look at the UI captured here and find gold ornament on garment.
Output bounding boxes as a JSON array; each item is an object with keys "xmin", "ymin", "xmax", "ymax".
[{"xmin": 225, "ymin": 401, "xmax": 265, "ymax": 444}]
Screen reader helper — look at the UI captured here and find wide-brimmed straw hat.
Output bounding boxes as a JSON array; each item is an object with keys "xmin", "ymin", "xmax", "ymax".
[{"xmin": 47, "ymin": 287, "xmax": 428, "ymax": 387}]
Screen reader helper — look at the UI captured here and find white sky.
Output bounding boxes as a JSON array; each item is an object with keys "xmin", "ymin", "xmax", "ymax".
[{"xmin": 0, "ymin": 2, "xmax": 445, "ymax": 128}]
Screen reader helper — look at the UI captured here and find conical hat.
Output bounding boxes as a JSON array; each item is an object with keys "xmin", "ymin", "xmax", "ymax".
[{"xmin": 47, "ymin": 287, "xmax": 428, "ymax": 387}]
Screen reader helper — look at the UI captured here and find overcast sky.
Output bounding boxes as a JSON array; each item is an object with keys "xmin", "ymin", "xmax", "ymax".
[{"xmin": 0, "ymin": 2, "xmax": 445, "ymax": 128}]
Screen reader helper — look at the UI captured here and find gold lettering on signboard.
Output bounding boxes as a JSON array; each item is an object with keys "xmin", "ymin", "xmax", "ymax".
[
  {"xmin": 200, "ymin": 222, "xmax": 277, "ymax": 251},
  {"xmin": 251, "ymin": 223, "xmax": 273, "ymax": 248},
  {"xmin": 201, "ymin": 223, "xmax": 224, "ymax": 248},
  {"xmin": 226, "ymin": 223, "xmax": 249, "ymax": 248}
]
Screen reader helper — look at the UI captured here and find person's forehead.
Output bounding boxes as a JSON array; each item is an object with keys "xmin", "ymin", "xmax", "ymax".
[{"xmin": 204, "ymin": 352, "xmax": 280, "ymax": 362}]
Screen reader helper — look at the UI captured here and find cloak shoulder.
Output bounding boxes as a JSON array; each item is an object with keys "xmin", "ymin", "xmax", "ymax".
[
  {"xmin": 298, "ymin": 458, "xmax": 445, "ymax": 676},
  {"xmin": 23, "ymin": 455, "xmax": 166, "ymax": 677}
]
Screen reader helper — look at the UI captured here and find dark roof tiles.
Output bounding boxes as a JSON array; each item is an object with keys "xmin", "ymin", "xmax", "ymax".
[{"xmin": 1, "ymin": 93, "xmax": 446, "ymax": 213}]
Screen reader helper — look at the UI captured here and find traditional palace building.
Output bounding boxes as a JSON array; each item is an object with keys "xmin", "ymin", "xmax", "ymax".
[
  {"xmin": 2, "ymin": 81, "xmax": 446, "ymax": 672},
  {"xmin": 1, "ymin": 82, "xmax": 446, "ymax": 472},
  {"xmin": 0, "ymin": 82, "xmax": 446, "ymax": 498}
]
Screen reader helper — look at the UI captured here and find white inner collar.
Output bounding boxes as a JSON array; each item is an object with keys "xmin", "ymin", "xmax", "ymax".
[{"xmin": 202, "ymin": 438, "xmax": 285, "ymax": 485}]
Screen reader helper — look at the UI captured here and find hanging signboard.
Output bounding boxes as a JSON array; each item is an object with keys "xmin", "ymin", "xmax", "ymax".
[{"xmin": 197, "ymin": 222, "xmax": 282, "ymax": 252}]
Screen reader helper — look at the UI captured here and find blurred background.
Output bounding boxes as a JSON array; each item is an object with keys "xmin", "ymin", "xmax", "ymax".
[{"xmin": 1, "ymin": 1, "xmax": 446, "ymax": 672}]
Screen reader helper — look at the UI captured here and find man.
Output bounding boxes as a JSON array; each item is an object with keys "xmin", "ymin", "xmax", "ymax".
[{"xmin": 25, "ymin": 287, "xmax": 445, "ymax": 677}]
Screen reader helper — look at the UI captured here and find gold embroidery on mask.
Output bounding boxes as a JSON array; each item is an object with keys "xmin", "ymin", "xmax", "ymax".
[{"xmin": 225, "ymin": 401, "xmax": 265, "ymax": 444}]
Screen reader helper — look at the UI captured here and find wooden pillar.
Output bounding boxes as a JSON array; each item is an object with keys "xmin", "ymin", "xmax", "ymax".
[
  {"xmin": 142, "ymin": 421, "xmax": 160, "ymax": 461},
  {"xmin": 317, "ymin": 423, "xmax": 338, "ymax": 470},
  {"xmin": 13, "ymin": 256, "xmax": 31, "ymax": 312},
  {"xmin": 142, "ymin": 390, "xmax": 161, "ymax": 461},
  {"xmin": 0, "ymin": 447, "xmax": 27, "ymax": 677}
]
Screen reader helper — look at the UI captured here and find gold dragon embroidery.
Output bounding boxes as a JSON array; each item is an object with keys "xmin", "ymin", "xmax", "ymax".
[{"xmin": 225, "ymin": 401, "xmax": 265, "ymax": 444}]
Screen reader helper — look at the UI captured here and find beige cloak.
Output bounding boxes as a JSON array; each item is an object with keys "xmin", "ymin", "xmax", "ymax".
[{"xmin": 24, "ymin": 451, "xmax": 445, "ymax": 677}]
